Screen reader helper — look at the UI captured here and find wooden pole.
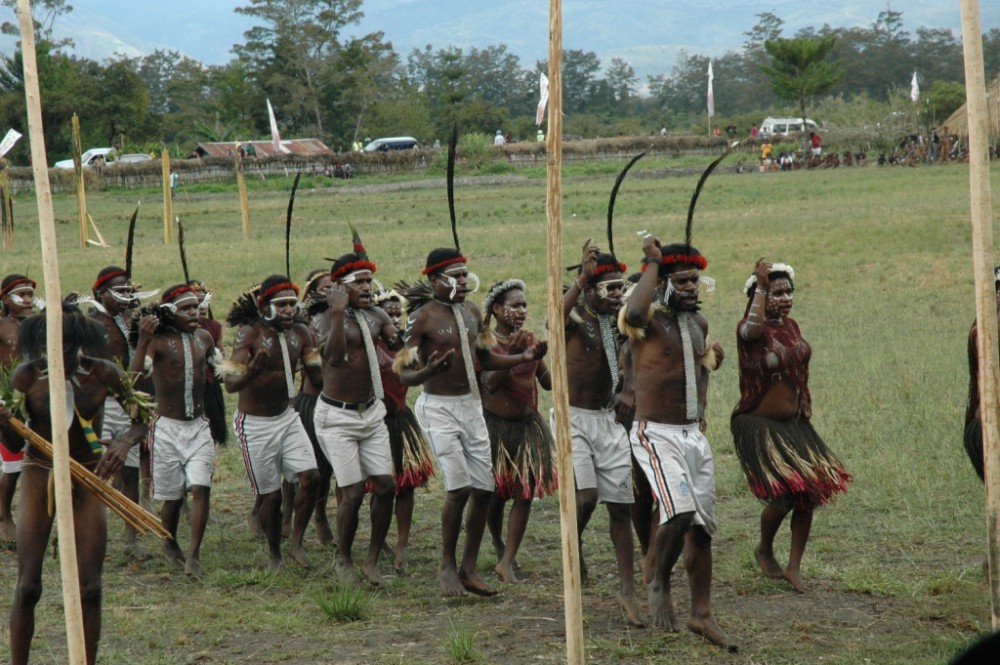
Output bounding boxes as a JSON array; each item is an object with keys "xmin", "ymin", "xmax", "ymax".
[
  {"xmin": 0, "ymin": 164, "xmax": 12, "ymax": 249},
  {"xmin": 16, "ymin": 1, "xmax": 87, "ymax": 662},
  {"xmin": 960, "ymin": 0, "xmax": 1000, "ymax": 629},
  {"xmin": 71, "ymin": 114, "xmax": 88, "ymax": 247},
  {"xmin": 161, "ymin": 149, "xmax": 173, "ymax": 244},
  {"xmin": 235, "ymin": 147, "xmax": 251, "ymax": 240},
  {"xmin": 546, "ymin": 2, "xmax": 584, "ymax": 663}
]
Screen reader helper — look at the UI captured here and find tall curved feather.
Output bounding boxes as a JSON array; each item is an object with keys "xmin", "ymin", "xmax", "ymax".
[
  {"xmin": 177, "ymin": 217, "xmax": 190, "ymax": 284},
  {"xmin": 685, "ymin": 143, "xmax": 735, "ymax": 248},
  {"xmin": 607, "ymin": 152, "xmax": 646, "ymax": 257},
  {"xmin": 124, "ymin": 204, "xmax": 139, "ymax": 278},
  {"xmin": 447, "ymin": 124, "xmax": 459, "ymax": 251},
  {"xmin": 285, "ymin": 171, "xmax": 302, "ymax": 278}
]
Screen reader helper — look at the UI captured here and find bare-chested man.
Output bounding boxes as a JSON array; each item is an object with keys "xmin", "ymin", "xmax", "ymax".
[
  {"xmin": 559, "ymin": 240, "xmax": 645, "ymax": 626},
  {"xmin": 3, "ymin": 304, "xmax": 146, "ymax": 665},
  {"xmin": 624, "ymin": 237, "xmax": 732, "ymax": 650},
  {"xmin": 225, "ymin": 275, "xmax": 321, "ymax": 573},
  {"xmin": 397, "ymin": 247, "xmax": 546, "ymax": 597},
  {"xmin": 0, "ymin": 274, "xmax": 38, "ymax": 542},
  {"xmin": 312, "ymin": 249, "xmax": 399, "ymax": 586},
  {"xmin": 133, "ymin": 285, "xmax": 217, "ymax": 577},
  {"xmin": 89, "ymin": 265, "xmax": 148, "ymax": 559}
]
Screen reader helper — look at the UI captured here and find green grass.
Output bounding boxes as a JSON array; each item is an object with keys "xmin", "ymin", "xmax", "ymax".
[
  {"xmin": 315, "ymin": 586, "xmax": 375, "ymax": 622},
  {"xmin": 0, "ymin": 159, "xmax": 996, "ymax": 664}
]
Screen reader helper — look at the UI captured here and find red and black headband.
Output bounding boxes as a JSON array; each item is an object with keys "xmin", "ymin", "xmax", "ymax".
[
  {"xmin": 0, "ymin": 276, "xmax": 36, "ymax": 299},
  {"xmin": 593, "ymin": 262, "xmax": 627, "ymax": 278},
  {"xmin": 641, "ymin": 253, "xmax": 708, "ymax": 273},
  {"xmin": 422, "ymin": 255, "xmax": 467, "ymax": 275},
  {"xmin": 93, "ymin": 269, "xmax": 128, "ymax": 291},
  {"xmin": 163, "ymin": 285, "xmax": 197, "ymax": 304},
  {"xmin": 330, "ymin": 259, "xmax": 377, "ymax": 282},
  {"xmin": 256, "ymin": 281, "xmax": 300, "ymax": 308}
]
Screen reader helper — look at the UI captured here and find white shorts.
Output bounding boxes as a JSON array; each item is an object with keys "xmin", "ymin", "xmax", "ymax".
[
  {"xmin": 555, "ymin": 406, "xmax": 633, "ymax": 504},
  {"xmin": 630, "ymin": 420, "xmax": 717, "ymax": 536},
  {"xmin": 236, "ymin": 407, "xmax": 318, "ymax": 495},
  {"xmin": 313, "ymin": 397, "xmax": 391, "ymax": 487},
  {"xmin": 148, "ymin": 415, "xmax": 215, "ymax": 500},
  {"xmin": 415, "ymin": 392, "xmax": 493, "ymax": 492},
  {"xmin": 101, "ymin": 397, "xmax": 140, "ymax": 469}
]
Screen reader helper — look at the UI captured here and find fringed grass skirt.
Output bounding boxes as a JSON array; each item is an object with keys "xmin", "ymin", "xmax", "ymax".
[
  {"xmin": 731, "ymin": 413, "xmax": 851, "ymax": 508},
  {"xmin": 964, "ymin": 417, "xmax": 985, "ymax": 482},
  {"xmin": 386, "ymin": 407, "xmax": 435, "ymax": 494},
  {"xmin": 486, "ymin": 410, "xmax": 558, "ymax": 500}
]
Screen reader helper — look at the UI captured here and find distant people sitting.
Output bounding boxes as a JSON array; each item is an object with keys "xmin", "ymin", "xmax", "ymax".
[
  {"xmin": 245, "ymin": 143, "xmax": 257, "ymax": 160},
  {"xmin": 779, "ymin": 152, "xmax": 794, "ymax": 171}
]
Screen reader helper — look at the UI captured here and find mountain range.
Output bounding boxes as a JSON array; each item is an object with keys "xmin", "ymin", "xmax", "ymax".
[{"xmin": 1, "ymin": 0, "xmax": 998, "ymax": 82}]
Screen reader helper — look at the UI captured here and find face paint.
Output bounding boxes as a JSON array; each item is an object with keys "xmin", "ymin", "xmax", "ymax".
[
  {"xmin": 595, "ymin": 279, "xmax": 624, "ymax": 300},
  {"xmin": 338, "ymin": 270, "xmax": 372, "ymax": 285},
  {"xmin": 198, "ymin": 291, "xmax": 213, "ymax": 313},
  {"xmin": 262, "ymin": 296, "xmax": 299, "ymax": 322},
  {"xmin": 442, "ymin": 266, "xmax": 479, "ymax": 299}
]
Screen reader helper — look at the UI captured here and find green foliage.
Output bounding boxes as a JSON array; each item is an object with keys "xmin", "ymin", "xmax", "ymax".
[
  {"xmin": 314, "ymin": 586, "xmax": 374, "ymax": 622},
  {"xmin": 458, "ymin": 132, "xmax": 493, "ymax": 169},
  {"xmin": 446, "ymin": 623, "xmax": 479, "ymax": 663},
  {"xmin": 761, "ymin": 36, "xmax": 846, "ymax": 124}
]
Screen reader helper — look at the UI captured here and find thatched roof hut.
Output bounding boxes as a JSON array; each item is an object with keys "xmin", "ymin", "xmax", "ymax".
[{"xmin": 937, "ymin": 74, "xmax": 1000, "ymax": 138}]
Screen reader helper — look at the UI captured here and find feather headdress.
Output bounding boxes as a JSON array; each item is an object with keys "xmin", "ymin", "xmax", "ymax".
[
  {"xmin": 177, "ymin": 218, "xmax": 191, "ymax": 285},
  {"xmin": 421, "ymin": 125, "xmax": 468, "ymax": 276},
  {"xmin": 124, "ymin": 204, "xmax": 139, "ymax": 279},
  {"xmin": 226, "ymin": 284, "xmax": 262, "ymax": 328},
  {"xmin": 328, "ymin": 223, "xmax": 378, "ymax": 281},
  {"xmin": 285, "ymin": 171, "xmax": 302, "ymax": 278}
]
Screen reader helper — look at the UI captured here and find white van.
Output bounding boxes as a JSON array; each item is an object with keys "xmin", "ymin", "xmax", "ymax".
[
  {"xmin": 759, "ymin": 117, "xmax": 818, "ymax": 137},
  {"xmin": 54, "ymin": 147, "xmax": 116, "ymax": 170},
  {"xmin": 362, "ymin": 137, "xmax": 418, "ymax": 152}
]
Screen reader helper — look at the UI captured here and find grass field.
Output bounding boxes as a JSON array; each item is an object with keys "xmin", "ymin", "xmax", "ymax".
[{"xmin": 0, "ymin": 157, "xmax": 995, "ymax": 664}]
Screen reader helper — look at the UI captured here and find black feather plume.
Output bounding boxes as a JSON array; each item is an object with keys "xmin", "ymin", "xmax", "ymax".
[
  {"xmin": 607, "ymin": 152, "xmax": 646, "ymax": 257},
  {"xmin": 685, "ymin": 143, "xmax": 735, "ymax": 248},
  {"xmin": 177, "ymin": 218, "xmax": 191, "ymax": 284},
  {"xmin": 285, "ymin": 171, "xmax": 302, "ymax": 278},
  {"xmin": 124, "ymin": 204, "xmax": 139, "ymax": 278},
  {"xmin": 447, "ymin": 124, "xmax": 459, "ymax": 252}
]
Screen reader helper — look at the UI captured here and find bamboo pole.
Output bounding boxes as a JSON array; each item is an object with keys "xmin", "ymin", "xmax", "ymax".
[
  {"xmin": 71, "ymin": 114, "xmax": 88, "ymax": 247},
  {"xmin": 16, "ymin": 1, "xmax": 87, "ymax": 662},
  {"xmin": 546, "ymin": 2, "xmax": 584, "ymax": 663},
  {"xmin": 235, "ymin": 147, "xmax": 251, "ymax": 240},
  {"xmin": 161, "ymin": 149, "xmax": 173, "ymax": 244},
  {"xmin": 959, "ymin": 0, "xmax": 1000, "ymax": 629},
  {"xmin": 0, "ymin": 164, "xmax": 12, "ymax": 249}
]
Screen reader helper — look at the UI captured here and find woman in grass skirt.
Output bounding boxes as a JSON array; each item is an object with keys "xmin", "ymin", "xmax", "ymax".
[
  {"xmin": 373, "ymin": 289, "xmax": 435, "ymax": 574},
  {"xmin": 731, "ymin": 258, "xmax": 850, "ymax": 592},
  {"xmin": 480, "ymin": 279, "xmax": 556, "ymax": 583}
]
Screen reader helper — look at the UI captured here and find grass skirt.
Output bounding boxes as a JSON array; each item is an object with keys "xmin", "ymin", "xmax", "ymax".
[
  {"xmin": 385, "ymin": 407, "xmax": 435, "ymax": 494},
  {"xmin": 486, "ymin": 410, "xmax": 558, "ymax": 500},
  {"xmin": 731, "ymin": 413, "xmax": 851, "ymax": 508},
  {"xmin": 293, "ymin": 392, "xmax": 331, "ymax": 477},
  {"xmin": 964, "ymin": 417, "xmax": 985, "ymax": 482}
]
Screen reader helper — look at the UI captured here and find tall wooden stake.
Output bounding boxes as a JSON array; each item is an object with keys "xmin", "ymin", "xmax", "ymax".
[
  {"xmin": 960, "ymin": 0, "xmax": 1000, "ymax": 629},
  {"xmin": 546, "ymin": 2, "xmax": 584, "ymax": 663},
  {"xmin": 0, "ymin": 165, "xmax": 13, "ymax": 249},
  {"xmin": 71, "ymin": 114, "xmax": 88, "ymax": 246},
  {"xmin": 16, "ymin": 0, "xmax": 87, "ymax": 662},
  {"xmin": 235, "ymin": 148, "xmax": 251, "ymax": 240},
  {"xmin": 161, "ymin": 149, "xmax": 173, "ymax": 244}
]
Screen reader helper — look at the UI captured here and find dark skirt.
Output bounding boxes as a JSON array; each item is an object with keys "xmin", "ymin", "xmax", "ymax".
[
  {"xmin": 964, "ymin": 417, "xmax": 985, "ymax": 482},
  {"xmin": 385, "ymin": 407, "xmax": 435, "ymax": 493},
  {"xmin": 204, "ymin": 377, "xmax": 228, "ymax": 445},
  {"xmin": 486, "ymin": 410, "xmax": 558, "ymax": 500},
  {"xmin": 293, "ymin": 392, "xmax": 331, "ymax": 477},
  {"xmin": 731, "ymin": 413, "xmax": 851, "ymax": 508}
]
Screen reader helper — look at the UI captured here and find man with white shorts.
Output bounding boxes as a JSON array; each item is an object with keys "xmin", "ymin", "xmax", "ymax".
[
  {"xmin": 134, "ymin": 284, "xmax": 218, "ymax": 577},
  {"xmin": 312, "ymin": 237, "xmax": 400, "ymax": 586},
  {"xmin": 225, "ymin": 274, "xmax": 321, "ymax": 573}
]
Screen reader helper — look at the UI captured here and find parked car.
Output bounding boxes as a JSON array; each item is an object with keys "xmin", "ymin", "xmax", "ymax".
[
  {"xmin": 759, "ymin": 117, "xmax": 819, "ymax": 137},
  {"xmin": 54, "ymin": 147, "xmax": 116, "ymax": 170},
  {"xmin": 362, "ymin": 136, "xmax": 418, "ymax": 152}
]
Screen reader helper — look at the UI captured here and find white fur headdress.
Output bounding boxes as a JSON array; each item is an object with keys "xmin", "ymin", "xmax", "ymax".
[{"xmin": 743, "ymin": 263, "xmax": 795, "ymax": 295}]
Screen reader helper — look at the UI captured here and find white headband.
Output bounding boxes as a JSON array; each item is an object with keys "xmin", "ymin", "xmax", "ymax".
[{"xmin": 743, "ymin": 263, "xmax": 795, "ymax": 294}]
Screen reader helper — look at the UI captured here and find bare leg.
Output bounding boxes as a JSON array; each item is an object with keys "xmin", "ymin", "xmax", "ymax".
[
  {"xmin": 280, "ymin": 479, "xmax": 296, "ymax": 539},
  {"xmin": 685, "ymin": 525, "xmax": 734, "ymax": 651},
  {"xmin": 160, "ymin": 498, "xmax": 186, "ymax": 569},
  {"xmin": 335, "ymin": 482, "xmax": 365, "ymax": 586},
  {"xmin": 73, "ymin": 486, "xmax": 109, "ymax": 664},
  {"xmin": 784, "ymin": 505, "xmax": 814, "ymax": 593},
  {"xmin": 755, "ymin": 499, "xmax": 791, "ymax": 580},
  {"xmin": 362, "ymin": 475, "xmax": 395, "ymax": 586},
  {"xmin": 649, "ymin": 512, "xmax": 692, "ymax": 630},
  {"xmin": 248, "ymin": 495, "xmax": 265, "ymax": 539},
  {"xmin": 607, "ymin": 502, "xmax": 645, "ymax": 626},
  {"xmin": 496, "ymin": 497, "xmax": 532, "ymax": 583},
  {"xmin": 0, "ymin": 470, "xmax": 19, "ymax": 542},
  {"xmin": 288, "ymin": 470, "xmax": 318, "ymax": 569},
  {"xmin": 120, "ymin": 467, "xmax": 149, "ymax": 560},
  {"xmin": 575, "ymin": 488, "xmax": 598, "ymax": 585},
  {"xmin": 185, "ymin": 485, "xmax": 211, "ymax": 578},
  {"xmin": 487, "ymin": 491, "xmax": 507, "ymax": 564},
  {"xmin": 458, "ymin": 488, "xmax": 497, "ymax": 596},
  {"xmin": 439, "ymin": 487, "xmax": 471, "ymax": 596},
  {"xmin": 641, "ymin": 507, "xmax": 659, "ymax": 585},
  {"xmin": 313, "ymin": 464, "xmax": 335, "ymax": 546},
  {"xmin": 10, "ymin": 467, "xmax": 54, "ymax": 665},
  {"xmin": 393, "ymin": 488, "xmax": 415, "ymax": 574},
  {"xmin": 259, "ymin": 489, "xmax": 283, "ymax": 573}
]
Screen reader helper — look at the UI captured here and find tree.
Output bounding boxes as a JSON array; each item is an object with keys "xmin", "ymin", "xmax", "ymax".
[
  {"xmin": 1, "ymin": 0, "xmax": 72, "ymax": 49},
  {"xmin": 760, "ymin": 36, "xmax": 845, "ymax": 125}
]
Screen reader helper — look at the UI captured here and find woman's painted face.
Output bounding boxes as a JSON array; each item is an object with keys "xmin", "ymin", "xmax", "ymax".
[
  {"xmin": 382, "ymin": 300, "xmax": 402, "ymax": 328},
  {"xmin": 766, "ymin": 278, "xmax": 794, "ymax": 318},
  {"xmin": 497, "ymin": 289, "xmax": 527, "ymax": 330}
]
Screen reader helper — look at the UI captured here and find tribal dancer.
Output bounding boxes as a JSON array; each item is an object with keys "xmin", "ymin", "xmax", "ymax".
[
  {"xmin": 133, "ymin": 286, "xmax": 218, "ymax": 577},
  {"xmin": 312, "ymin": 231, "xmax": 399, "ymax": 586},
  {"xmin": 480, "ymin": 279, "xmax": 555, "ymax": 583},
  {"xmin": 964, "ymin": 266, "xmax": 1000, "ymax": 483},
  {"xmin": 732, "ymin": 258, "xmax": 851, "ymax": 593},
  {"xmin": 3, "ymin": 304, "xmax": 146, "ymax": 665},
  {"xmin": 0, "ymin": 274, "xmax": 39, "ymax": 543},
  {"xmin": 373, "ymin": 288, "xmax": 435, "ymax": 574},
  {"xmin": 225, "ymin": 276, "xmax": 321, "ymax": 572}
]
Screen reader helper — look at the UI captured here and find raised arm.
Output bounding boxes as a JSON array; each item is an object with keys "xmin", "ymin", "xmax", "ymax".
[
  {"xmin": 625, "ymin": 235, "xmax": 662, "ymax": 328},
  {"xmin": 563, "ymin": 239, "xmax": 599, "ymax": 324},
  {"xmin": 739, "ymin": 257, "xmax": 771, "ymax": 342}
]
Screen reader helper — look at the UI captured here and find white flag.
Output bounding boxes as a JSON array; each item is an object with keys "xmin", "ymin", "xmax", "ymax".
[
  {"xmin": 707, "ymin": 62, "xmax": 715, "ymax": 117},
  {"xmin": 266, "ymin": 99, "xmax": 283, "ymax": 153},
  {"xmin": 536, "ymin": 73, "xmax": 549, "ymax": 126},
  {"xmin": 910, "ymin": 71, "xmax": 919, "ymax": 103},
  {"xmin": 0, "ymin": 128, "xmax": 22, "ymax": 157}
]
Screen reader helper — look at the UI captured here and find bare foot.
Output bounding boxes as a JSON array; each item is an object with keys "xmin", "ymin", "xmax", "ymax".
[
  {"xmin": 336, "ymin": 559, "xmax": 361, "ymax": 587},
  {"xmin": 617, "ymin": 589, "xmax": 647, "ymax": 627},
  {"xmin": 185, "ymin": 557, "xmax": 203, "ymax": 579},
  {"xmin": 315, "ymin": 519, "xmax": 336, "ymax": 548},
  {"xmin": 495, "ymin": 560, "xmax": 519, "ymax": 584},
  {"xmin": 361, "ymin": 560, "xmax": 382, "ymax": 587},
  {"xmin": 163, "ymin": 539, "xmax": 186, "ymax": 570},
  {"xmin": 123, "ymin": 543, "xmax": 152, "ymax": 562},
  {"xmin": 459, "ymin": 571, "xmax": 498, "ymax": 597},
  {"xmin": 394, "ymin": 546, "xmax": 408, "ymax": 575},
  {"xmin": 0, "ymin": 516, "xmax": 16, "ymax": 543},
  {"xmin": 647, "ymin": 581, "xmax": 677, "ymax": 630},
  {"xmin": 289, "ymin": 543, "xmax": 314, "ymax": 570},
  {"xmin": 688, "ymin": 614, "xmax": 737, "ymax": 652},
  {"xmin": 783, "ymin": 567, "xmax": 805, "ymax": 593},
  {"xmin": 268, "ymin": 557, "xmax": 285, "ymax": 574},
  {"xmin": 247, "ymin": 512, "xmax": 264, "ymax": 539},
  {"xmin": 439, "ymin": 566, "xmax": 467, "ymax": 597},
  {"xmin": 754, "ymin": 545, "xmax": 784, "ymax": 580}
]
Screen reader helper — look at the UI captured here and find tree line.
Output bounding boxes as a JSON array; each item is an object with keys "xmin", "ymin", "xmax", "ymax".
[{"xmin": 0, "ymin": 1, "xmax": 995, "ymax": 165}]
